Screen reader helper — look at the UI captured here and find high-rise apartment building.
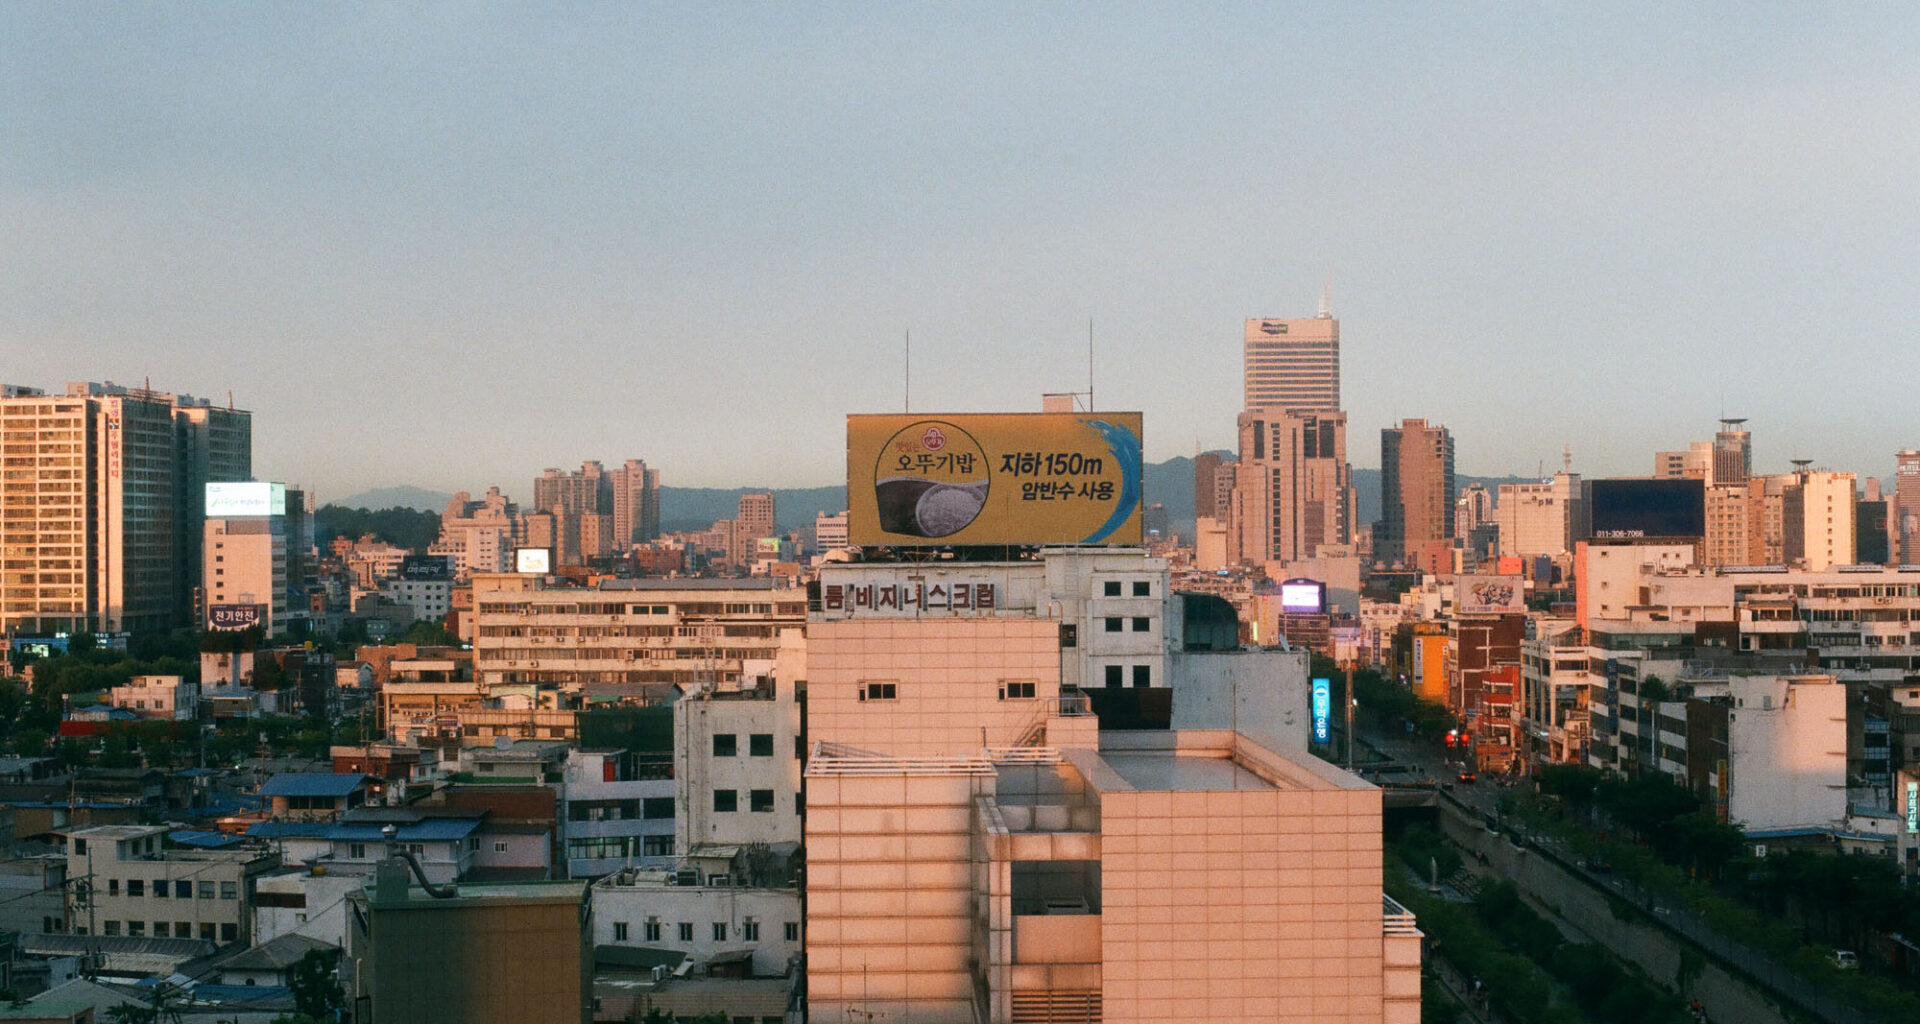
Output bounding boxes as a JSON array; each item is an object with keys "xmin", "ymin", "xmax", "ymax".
[
  {"xmin": 528, "ymin": 458, "xmax": 660, "ymax": 563},
  {"xmin": 1231, "ymin": 410, "xmax": 1353, "ymax": 564},
  {"xmin": 1376, "ymin": 419, "xmax": 1455, "ymax": 572},
  {"xmin": 1243, "ymin": 315, "xmax": 1339, "ymax": 412},
  {"xmin": 608, "ymin": 458, "xmax": 660, "ymax": 546},
  {"xmin": 1, "ymin": 381, "xmax": 252, "ymax": 635},
  {"xmin": 1783, "ymin": 469, "xmax": 1856, "ymax": 571}
]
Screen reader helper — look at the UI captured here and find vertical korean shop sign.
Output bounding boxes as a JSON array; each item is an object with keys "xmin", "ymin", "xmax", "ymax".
[
  {"xmin": 1311, "ymin": 678, "xmax": 1332, "ymax": 744},
  {"xmin": 847, "ymin": 413, "xmax": 1144, "ymax": 546},
  {"xmin": 1907, "ymin": 779, "xmax": 1918, "ymax": 835}
]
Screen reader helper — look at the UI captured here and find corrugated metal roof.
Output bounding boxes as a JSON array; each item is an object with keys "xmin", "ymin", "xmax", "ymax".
[
  {"xmin": 258, "ymin": 772, "xmax": 370, "ymax": 798},
  {"xmin": 167, "ymin": 829, "xmax": 246, "ymax": 849},
  {"xmin": 247, "ymin": 819, "xmax": 479, "ymax": 842}
]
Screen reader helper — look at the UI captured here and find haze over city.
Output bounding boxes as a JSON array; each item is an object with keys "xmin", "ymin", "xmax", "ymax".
[{"xmin": 7, "ymin": 5, "xmax": 1919, "ymax": 499}]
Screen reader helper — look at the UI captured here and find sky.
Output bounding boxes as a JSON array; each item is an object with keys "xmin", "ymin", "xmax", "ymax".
[{"xmin": 5, "ymin": 4, "xmax": 1917, "ymax": 500}]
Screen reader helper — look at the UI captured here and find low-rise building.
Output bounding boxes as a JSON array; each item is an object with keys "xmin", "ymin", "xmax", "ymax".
[
  {"xmin": 58, "ymin": 825, "xmax": 278, "ymax": 945},
  {"xmin": 105, "ymin": 675, "xmax": 198, "ymax": 721}
]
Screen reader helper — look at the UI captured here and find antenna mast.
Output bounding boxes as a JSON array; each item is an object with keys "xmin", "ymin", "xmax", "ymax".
[
  {"xmin": 904, "ymin": 329, "xmax": 910, "ymax": 413},
  {"xmin": 1087, "ymin": 317, "xmax": 1095, "ymax": 412}
]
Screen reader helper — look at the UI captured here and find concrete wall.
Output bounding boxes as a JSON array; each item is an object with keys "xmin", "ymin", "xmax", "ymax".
[{"xmin": 1729, "ymin": 676, "xmax": 1847, "ymax": 832}]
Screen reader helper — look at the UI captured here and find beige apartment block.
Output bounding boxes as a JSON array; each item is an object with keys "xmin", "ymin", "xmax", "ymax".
[
  {"xmin": 470, "ymin": 575, "xmax": 805, "ymax": 695},
  {"xmin": 805, "ymin": 732, "xmax": 1419, "ymax": 1024}
]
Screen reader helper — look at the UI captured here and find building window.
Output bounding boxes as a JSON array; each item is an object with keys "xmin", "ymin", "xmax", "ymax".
[
  {"xmin": 104, "ymin": 921, "xmax": 120, "ymax": 937},
  {"xmin": 743, "ymin": 919, "xmax": 760, "ymax": 942},
  {"xmin": 1132, "ymin": 665, "xmax": 1152, "ymax": 688},
  {"xmin": 494, "ymin": 841, "xmax": 509, "ymax": 853},
  {"xmin": 128, "ymin": 880, "xmax": 144, "ymax": 897},
  {"xmin": 200, "ymin": 923, "xmax": 215, "ymax": 941},
  {"xmin": 713, "ymin": 790, "xmax": 738, "ymax": 813},
  {"xmin": 859, "ymin": 681, "xmax": 897, "ymax": 702},
  {"xmin": 128, "ymin": 921, "xmax": 146, "ymax": 937},
  {"xmin": 108, "ymin": 879, "xmax": 119, "ymax": 896},
  {"xmin": 154, "ymin": 922, "xmax": 169, "ymax": 937},
  {"xmin": 154, "ymin": 880, "xmax": 169, "ymax": 899},
  {"xmin": 1103, "ymin": 581, "xmax": 1121, "ymax": 596},
  {"xmin": 1131, "ymin": 617, "xmax": 1150, "ymax": 632},
  {"xmin": 713, "ymin": 922, "xmax": 728, "ymax": 942},
  {"xmin": 220, "ymin": 881, "xmax": 238, "ymax": 900},
  {"xmin": 749, "ymin": 733, "xmax": 774, "ymax": 757},
  {"xmin": 1104, "ymin": 617, "xmax": 1122, "ymax": 632},
  {"xmin": 1059, "ymin": 623, "xmax": 1077, "ymax": 648},
  {"xmin": 642, "ymin": 797, "xmax": 674, "ymax": 819},
  {"xmin": 221, "ymin": 923, "xmax": 237, "ymax": 942},
  {"xmin": 1000, "ymin": 681, "xmax": 1036, "ymax": 700},
  {"xmin": 785, "ymin": 922, "xmax": 799, "ymax": 941},
  {"xmin": 642, "ymin": 835, "xmax": 673, "ymax": 857},
  {"xmin": 750, "ymin": 789, "xmax": 774, "ymax": 813},
  {"xmin": 349, "ymin": 843, "xmax": 366, "ymax": 859},
  {"xmin": 175, "ymin": 881, "xmax": 190, "ymax": 899},
  {"xmin": 1133, "ymin": 581, "xmax": 1151, "ymax": 597},
  {"xmin": 644, "ymin": 918, "xmax": 661, "ymax": 942},
  {"xmin": 679, "ymin": 922, "xmax": 694, "ymax": 942},
  {"xmin": 712, "ymin": 734, "xmax": 737, "ymax": 757},
  {"xmin": 199, "ymin": 882, "xmax": 215, "ymax": 899},
  {"xmin": 1105, "ymin": 665, "xmax": 1123, "ymax": 688},
  {"xmin": 176, "ymin": 921, "xmax": 190, "ymax": 936}
]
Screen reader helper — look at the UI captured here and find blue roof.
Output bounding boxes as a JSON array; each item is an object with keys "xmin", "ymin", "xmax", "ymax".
[
  {"xmin": 168, "ymin": 830, "xmax": 245, "ymax": 849},
  {"xmin": 247, "ymin": 818, "xmax": 479, "ymax": 843},
  {"xmin": 258, "ymin": 773, "xmax": 370, "ymax": 798},
  {"xmin": 187, "ymin": 984, "xmax": 294, "ymax": 1005}
]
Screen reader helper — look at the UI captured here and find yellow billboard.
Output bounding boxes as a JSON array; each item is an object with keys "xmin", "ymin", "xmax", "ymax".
[{"xmin": 848, "ymin": 413, "xmax": 1144, "ymax": 547}]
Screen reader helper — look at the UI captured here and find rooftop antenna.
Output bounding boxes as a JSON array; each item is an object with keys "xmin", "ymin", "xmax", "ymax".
[
  {"xmin": 903, "ymin": 329, "xmax": 910, "ymax": 413},
  {"xmin": 1562, "ymin": 445, "xmax": 1572, "ymax": 474},
  {"xmin": 1087, "ymin": 317, "xmax": 1095, "ymax": 412},
  {"xmin": 1317, "ymin": 279, "xmax": 1333, "ymax": 319}
]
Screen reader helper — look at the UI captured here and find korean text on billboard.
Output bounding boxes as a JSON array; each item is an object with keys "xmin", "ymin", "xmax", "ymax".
[
  {"xmin": 1311, "ymin": 678, "xmax": 1332, "ymax": 744},
  {"xmin": 847, "ymin": 413, "xmax": 1143, "ymax": 547}
]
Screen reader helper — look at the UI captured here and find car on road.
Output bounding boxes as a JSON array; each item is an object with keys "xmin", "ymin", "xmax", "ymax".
[{"xmin": 1457, "ymin": 770, "xmax": 1477, "ymax": 784}]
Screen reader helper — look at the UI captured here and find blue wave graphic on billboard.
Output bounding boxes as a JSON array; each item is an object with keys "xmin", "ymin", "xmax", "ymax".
[{"xmin": 1079, "ymin": 418, "xmax": 1141, "ymax": 544}]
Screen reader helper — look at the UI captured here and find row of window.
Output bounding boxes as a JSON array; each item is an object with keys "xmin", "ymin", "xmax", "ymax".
[
  {"xmin": 1103, "ymin": 616, "xmax": 1153, "ymax": 632},
  {"xmin": 96, "ymin": 921, "xmax": 238, "ymax": 941},
  {"xmin": 571, "ymin": 797, "xmax": 676, "ymax": 821},
  {"xmin": 567, "ymin": 835, "xmax": 675, "ymax": 859},
  {"xmin": 100, "ymin": 879, "xmax": 236, "ymax": 900},
  {"xmin": 1101, "ymin": 580, "xmax": 1154, "ymax": 597},
  {"xmin": 858, "ymin": 680, "xmax": 1041, "ymax": 701},
  {"xmin": 712, "ymin": 789, "xmax": 785, "ymax": 813},
  {"xmin": 711, "ymin": 733, "xmax": 778, "ymax": 757},
  {"xmin": 612, "ymin": 919, "xmax": 798, "ymax": 943}
]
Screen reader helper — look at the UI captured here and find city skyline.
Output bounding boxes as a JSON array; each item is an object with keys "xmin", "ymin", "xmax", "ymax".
[{"xmin": 8, "ymin": 7, "xmax": 1920, "ymax": 497}]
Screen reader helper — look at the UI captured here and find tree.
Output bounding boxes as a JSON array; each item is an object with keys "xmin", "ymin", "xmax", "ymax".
[{"xmin": 288, "ymin": 948, "xmax": 345, "ymax": 1021}]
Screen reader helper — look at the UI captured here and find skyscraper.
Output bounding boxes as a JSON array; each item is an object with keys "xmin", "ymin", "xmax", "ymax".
[
  {"xmin": 1376, "ymin": 419, "xmax": 1456, "ymax": 572},
  {"xmin": 1230, "ymin": 303, "xmax": 1354, "ymax": 567},
  {"xmin": 0, "ymin": 381, "xmax": 251, "ymax": 634},
  {"xmin": 1714, "ymin": 419, "xmax": 1752, "ymax": 485},
  {"xmin": 1893, "ymin": 450, "xmax": 1919, "ymax": 563},
  {"xmin": 1231, "ymin": 410, "xmax": 1353, "ymax": 563},
  {"xmin": 1243, "ymin": 314, "xmax": 1339, "ymax": 412}
]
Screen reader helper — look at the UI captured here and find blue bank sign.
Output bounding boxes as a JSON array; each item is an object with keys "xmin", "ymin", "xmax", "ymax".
[{"xmin": 1311, "ymin": 677, "xmax": 1332, "ymax": 744}]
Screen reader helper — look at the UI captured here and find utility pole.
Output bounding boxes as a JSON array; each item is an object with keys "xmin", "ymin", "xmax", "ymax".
[{"xmin": 1344, "ymin": 658, "xmax": 1356, "ymax": 772}]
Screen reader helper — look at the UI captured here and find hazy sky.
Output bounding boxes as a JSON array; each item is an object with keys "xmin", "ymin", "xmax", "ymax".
[{"xmin": 6, "ymin": 5, "xmax": 1916, "ymax": 500}]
